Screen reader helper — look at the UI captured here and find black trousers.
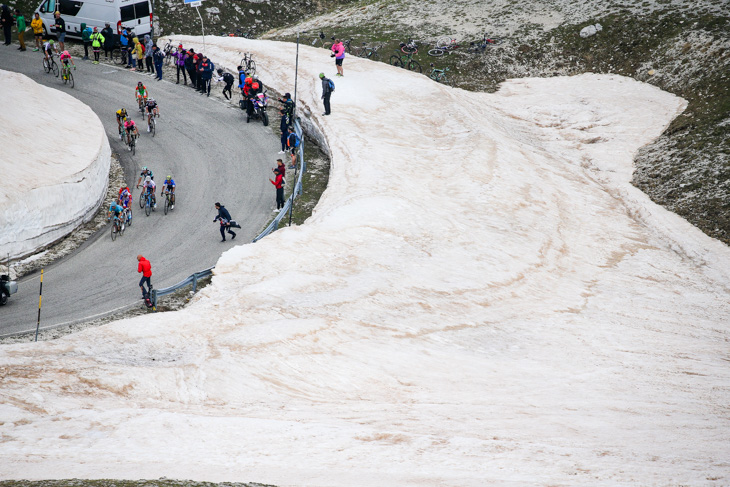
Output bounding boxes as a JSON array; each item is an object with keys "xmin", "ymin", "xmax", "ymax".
[
  {"xmin": 280, "ymin": 131, "xmax": 288, "ymax": 152},
  {"xmin": 223, "ymin": 82, "xmax": 233, "ymax": 99},
  {"xmin": 323, "ymin": 92, "xmax": 331, "ymax": 114},
  {"xmin": 145, "ymin": 56, "xmax": 153, "ymax": 72},
  {"xmin": 276, "ymin": 187, "xmax": 285, "ymax": 209},
  {"xmin": 188, "ymin": 68, "xmax": 197, "ymax": 88},
  {"xmin": 220, "ymin": 224, "xmax": 236, "ymax": 240},
  {"xmin": 104, "ymin": 45, "xmax": 112, "ymax": 58},
  {"xmin": 177, "ymin": 64, "xmax": 187, "ymax": 83},
  {"xmin": 83, "ymin": 40, "xmax": 90, "ymax": 57},
  {"xmin": 201, "ymin": 77, "xmax": 211, "ymax": 95},
  {"xmin": 3, "ymin": 25, "xmax": 12, "ymax": 44}
]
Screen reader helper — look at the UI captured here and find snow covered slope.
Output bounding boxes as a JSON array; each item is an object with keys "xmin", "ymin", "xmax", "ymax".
[
  {"xmin": 1, "ymin": 38, "xmax": 729, "ymax": 486},
  {"xmin": 0, "ymin": 70, "xmax": 111, "ymax": 260}
]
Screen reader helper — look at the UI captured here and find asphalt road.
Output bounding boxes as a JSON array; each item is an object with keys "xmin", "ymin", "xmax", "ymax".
[{"xmin": 0, "ymin": 46, "xmax": 280, "ymax": 336}]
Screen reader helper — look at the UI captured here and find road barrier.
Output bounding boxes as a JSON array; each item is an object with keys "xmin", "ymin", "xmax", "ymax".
[{"xmin": 151, "ymin": 266, "xmax": 214, "ymax": 309}]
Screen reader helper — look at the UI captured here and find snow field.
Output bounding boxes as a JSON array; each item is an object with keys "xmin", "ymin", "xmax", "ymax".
[
  {"xmin": 0, "ymin": 37, "xmax": 729, "ymax": 485},
  {"xmin": 0, "ymin": 70, "xmax": 111, "ymax": 261}
]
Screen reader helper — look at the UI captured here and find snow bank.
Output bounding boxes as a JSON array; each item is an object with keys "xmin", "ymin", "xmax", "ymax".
[
  {"xmin": 0, "ymin": 70, "xmax": 111, "ymax": 261},
  {"xmin": 1, "ymin": 38, "xmax": 729, "ymax": 486}
]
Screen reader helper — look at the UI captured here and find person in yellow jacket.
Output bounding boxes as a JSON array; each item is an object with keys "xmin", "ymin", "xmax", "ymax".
[
  {"xmin": 90, "ymin": 26, "xmax": 104, "ymax": 64},
  {"xmin": 30, "ymin": 12, "xmax": 43, "ymax": 51},
  {"xmin": 131, "ymin": 37, "xmax": 144, "ymax": 71}
]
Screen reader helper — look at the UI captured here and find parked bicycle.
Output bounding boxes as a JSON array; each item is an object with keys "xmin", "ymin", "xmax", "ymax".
[
  {"xmin": 355, "ymin": 42, "xmax": 382, "ymax": 61},
  {"xmin": 239, "ymin": 52, "xmax": 256, "ymax": 76},
  {"xmin": 163, "ymin": 42, "xmax": 176, "ymax": 66},
  {"xmin": 428, "ymin": 36, "xmax": 460, "ymax": 56},
  {"xmin": 468, "ymin": 34, "xmax": 503, "ymax": 54},
  {"xmin": 310, "ymin": 31, "xmax": 328, "ymax": 48},
  {"xmin": 400, "ymin": 38, "xmax": 419, "ymax": 54},
  {"xmin": 428, "ymin": 63, "xmax": 453, "ymax": 87},
  {"xmin": 221, "ymin": 28, "xmax": 252, "ymax": 38},
  {"xmin": 390, "ymin": 44, "xmax": 422, "ymax": 73},
  {"xmin": 42, "ymin": 54, "xmax": 59, "ymax": 77}
]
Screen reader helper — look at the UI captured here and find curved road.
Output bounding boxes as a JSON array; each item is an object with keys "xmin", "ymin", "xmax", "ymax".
[{"xmin": 0, "ymin": 47, "xmax": 280, "ymax": 336}]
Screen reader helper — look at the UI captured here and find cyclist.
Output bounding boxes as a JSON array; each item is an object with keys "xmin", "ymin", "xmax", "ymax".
[
  {"xmin": 115, "ymin": 108, "xmax": 128, "ymax": 139},
  {"xmin": 136, "ymin": 166, "xmax": 154, "ymax": 188},
  {"xmin": 107, "ymin": 201, "xmax": 124, "ymax": 225},
  {"xmin": 123, "ymin": 118, "xmax": 139, "ymax": 148},
  {"xmin": 119, "ymin": 187, "xmax": 133, "ymax": 224},
  {"xmin": 144, "ymin": 97, "xmax": 159, "ymax": 132},
  {"xmin": 42, "ymin": 39, "xmax": 56, "ymax": 62},
  {"xmin": 135, "ymin": 81, "xmax": 148, "ymax": 110},
  {"xmin": 141, "ymin": 175, "xmax": 157, "ymax": 208},
  {"xmin": 160, "ymin": 175, "xmax": 176, "ymax": 209},
  {"xmin": 59, "ymin": 50, "xmax": 76, "ymax": 79}
]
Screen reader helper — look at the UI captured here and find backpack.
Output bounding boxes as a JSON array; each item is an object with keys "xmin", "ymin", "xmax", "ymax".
[
  {"xmin": 288, "ymin": 133, "xmax": 299, "ymax": 148},
  {"xmin": 328, "ymin": 79, "xmax": 335, "ymax": 92},
  {"xmin": 140, "ymin": 43, "xmax": 145, "ymax": 54}
]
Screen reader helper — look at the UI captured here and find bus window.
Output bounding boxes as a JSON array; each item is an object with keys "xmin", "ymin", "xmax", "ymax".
[
  {"xmin": 134, "ymin": 1, "xmax": 149, "ymax": 18},
  {"xmin": 120, "ymin": 4, "xmax": 134, "ymax": 22}
]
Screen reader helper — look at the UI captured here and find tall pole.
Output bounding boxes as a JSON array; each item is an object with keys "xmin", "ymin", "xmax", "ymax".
[
  {"xmin": 195, "ymin": 6, "xmax": 206, "ymax": 51},
  {"xmin": 34, "ymin": 269, "xmax": 44, "ymax": 342},
  {"xmin": 289, "ymin": 32, "xmax": 301, "ymax": 227}
]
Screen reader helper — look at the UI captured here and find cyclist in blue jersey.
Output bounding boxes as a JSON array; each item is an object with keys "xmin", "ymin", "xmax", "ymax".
[
  {"xmin": 108, "ymin": 202, "xmax": 123, "ymax": 222},
  {"xmin": 160, "ymin": 175, "xmax": 176, "ymax": 209},
  {"xmin": 142, "ymin": 176, "xmax": 157, "ymax": 208}
]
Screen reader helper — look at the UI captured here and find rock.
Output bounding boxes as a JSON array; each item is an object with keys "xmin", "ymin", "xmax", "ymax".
[{"xmin": 580, "ymin": 23, "xmax": 603, "ymax": 38}]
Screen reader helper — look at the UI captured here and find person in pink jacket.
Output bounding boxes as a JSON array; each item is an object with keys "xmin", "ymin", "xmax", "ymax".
[{"xmin": 331, "ymin": 39, "xmax": 345, "ymax": 77}]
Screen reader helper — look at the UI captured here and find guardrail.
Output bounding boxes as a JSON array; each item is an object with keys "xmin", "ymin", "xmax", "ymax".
[
  {"xmin": 253, "ymin": 117, "xmax": 307, "ymax": 242},
  {"xmin": 151, "ymin": 266, "xmax": 214, "ymax": 309}
]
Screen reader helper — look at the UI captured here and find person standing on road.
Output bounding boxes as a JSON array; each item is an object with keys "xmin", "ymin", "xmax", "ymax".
[
  {"xmin": 217, "ymin": 68, "xmax": 234, "ymax": 100},
  {"xmin": 81, "ymin": 24, "xmax": 91, "ymax": 59},
  {"xmin": 132, "ymin": 37, "xmax": 143, "ymax": 71},
  {"xmin": 331, "ymin": 38, "xmax": 345, "ymax": 77},
  {"xmin": 152, "ymin": 44, "xmax": 164, "ymax": 80},
  {"xmin": 101, "ymin": 23, "xmax": 114, "ymax": 60},
  {"xmin": 1, "ymin": 5, "xmax": 12, "ymax": 46},
  {"xmin": 279, "ymin": 92, "xmax": 295, "ymax": 120},
  {"xmin": 270, "ymin": 169, "xmax": 285, "ymax": 212},
  {"xmin": 90, "ymin": 26, "xmax": 104, "ymax": 64},
  {"xmin": 137, "ymin": 254, "xmax": 152, "ymax": 298},
  {"xmin": 185, "ymin": 49, "xmax": 196, "ymax": 89},
  {"xmin": 213, "ymin": 202, "xmax": 236, "ymax": 242},
  {"xmin": 144, "ymin": 34, "xmax": 153, "ymax": 73},
  {"xmin": 120, "ymin": 28, "xmax": 130, "ymax": 66},
  {"xmin": 319, "ymin": 72, "xmax": 333, "ymax": 116},
  {"xmin": 30, "ymin": 12, "xmax": 42, "ymax": 51},
  {"xmin": 52, "ymin": 11, "xmax": 66, "ymax": 51},
  {"xmin": 199, "ymin": 55, "xmax": 214, "ymax": 96},
  {"xmin": 174, "ymin": 44, "xmax": 187, "ymax": 84},
  {"xmin": 13, "ymin": 9, "xmax": 26, "ymax": 51}
]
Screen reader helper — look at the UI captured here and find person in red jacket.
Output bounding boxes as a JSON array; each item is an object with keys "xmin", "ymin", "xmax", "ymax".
[
  {"xmin": 270, "ymin": 168, "xmax": 285, "ymax": 212},
  {"xmin": 137, "ymin": 254, "xmax": 152, "ymax": 298}
]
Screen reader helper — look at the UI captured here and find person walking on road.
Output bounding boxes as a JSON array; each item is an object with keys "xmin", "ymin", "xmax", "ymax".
[
  {"xmin": 270, "ymin": 169, "xmax": 285, "ymax": 212},
  {"xmin": 30, "ymin": 12, "xmax": 42, "ymax": 51},
  {"xmin": 101, "ymin": 23, "xmax": 114, "ymax": 60},
  {"xmin": 52, "ymin": 11, "xmax": 66, "ymax": 51},
  {"xmin": 90, "ymin": 26, "xmax": 104, "ymax": 63},
  {"xmin": 152, "ymin": 44, "xmax": 164, "ymax": 80},
  {"xmin": 217, "ymin": 68, "xmax": 234, "ymax": 100},
  {"xmin": 1, "ymin": 5, "xmax": 13, "ymax": 46},
  {"xmin": 331, "ymin": 38, "xmax": 345, "ymax": 77},
  {"xmin": 13, "ymin": 9, "xmax": 25, "ymax": 51},
  {"xmin": 319, "ymin": 72, "xmax": 333, "ymax": 116},
  {"xmin": 214, "ymin": 202, "xmax": 236, "ymax": 242},
  {"xmin": 137, "ymin": 254, "xmax": 152, "ymax": 298}
]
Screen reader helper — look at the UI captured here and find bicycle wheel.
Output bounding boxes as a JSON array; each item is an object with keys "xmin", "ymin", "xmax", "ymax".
[
  {"xmin": 240, "ymin": 57, "xmax": 246, "ymax": 68},
  {"xmin": 131, "ymin": 136, "xmax": 136, "ymax": 156},
  {"xmin": 111, "ymin": 222, "xmax": 117, "ymax": 241},
  {"xmin": 164, "ymin": 196, "xmax": 169, "ymax": 215},
  {"xmin": 370, "ymin": 50, "xmax": 381, "ymax": 62},
  {"xmin": 110, "ymin": 48, "xmax": 119, "ymax": 64},
  {"xmin": 150, "ymin": 118, "xmax": 155, "ymax": 137},
  {"xmin": 51, "ymin": 61, "xmax": 59, "ymax": 77},
  {"xmin": 428, "ymin": 49, "xmax": 445, "ymax": 57},
  {"xmin": 127, "ymin": 208, "xmax": 133, "ymax": 226},
  {"xmin": 43, "ymin": 58, "xmax": 50, "ymax": 73},
  {"xmin": 119, "ymin": 219, "xmax": 125, "ymax": 236},
  {"xmin": 401, "ymin": 45, "xmax": 417, "ymax": 54},
  {"xmin": 145, "ymin": 199, "xmax": 151, "ymax": 216},
  {"xmin": 407, "ymin": 60, "xmax": 422, "ymax": 73},
  {"xmin": 389, "ymin": 55, "xmax": 402, "ymax": 68},
  {"xmin": 435, "ymin": 37, "xmax": 454, "ymax": 49},
  {"xmin": 247, "ymin": 60, "xmax": 256, "ymax": 76},
  {"xmin": 139, "ymin": 190, "xmax": 145, "ymax": 208},
  {"xmin": 62, "ymin": 70, "xmax": 68, "ymax": 85},
  {"xmin": 68, "ymin": 72, "xmax": 74, "ymax": 89}
]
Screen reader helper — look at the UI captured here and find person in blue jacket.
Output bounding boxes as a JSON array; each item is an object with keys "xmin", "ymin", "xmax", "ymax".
[
  {"xmin": 152, "ymin": 44, "xmax": 164, "ymax": 80},
  {"xmin": 198, "ymin": 55, "xmax": 215, "ymax": 96}
]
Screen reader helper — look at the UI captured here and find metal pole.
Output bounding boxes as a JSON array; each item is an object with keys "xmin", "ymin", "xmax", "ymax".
[
  {"xmin": 34, "ymin": 269, "xmax": 44, "ymax": 342},
  {"xmin": 288, "ymin": 159, "xmax": 299, "ymax": 227},
  {"xmin": 293, "ymin": 31, "xmax": 300, "ymax": 117},
  {"xmin": 195, "ymin": 6, "xmax": 206, "ymax": 51}
]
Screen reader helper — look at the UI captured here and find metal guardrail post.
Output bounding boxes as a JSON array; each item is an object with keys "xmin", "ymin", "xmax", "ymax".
[
  {"xmin": 192, "ymin": 273, "xmax": 198, "ymax": 293},
  {"xmin": 151, "ymin": 289, "xmax": 157, "ymax": 308}
]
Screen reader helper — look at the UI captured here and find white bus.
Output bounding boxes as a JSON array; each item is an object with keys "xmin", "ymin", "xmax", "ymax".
[{"xmin": 36, "ymin": 0, "xmax": 152, "ymax": 39}]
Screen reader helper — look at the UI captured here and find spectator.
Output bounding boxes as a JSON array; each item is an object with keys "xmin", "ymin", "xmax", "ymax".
[
  {"xmin": 132, "ymin": 36, "xmax": 143, "ymax": 71},
  {"xmin": 217, "ymin": 68, "xmax": 234, "ymax": 100},
  {"xmin": 331, "ymin": 38, "xmax": 345, "ymax": 77},
  {"xmin": 52, "ymin": 11, "xmax": 65, "ymax": 51},
  {"xmin": 194, "ymin": 52, "xmax": 204, "ymax": 92},
  {"xmin": 199, "ymin": 55, "xmax": 214, "ymax": 96},
  {"xmin": 13, "ymin": 9, "xmax": 25, "ymax": 51},
  {"xmin": 174, "ymin": 44, "xmax": 187, "ymax": 84},
  {"xmin": 90, "ymin": 26, "xmax": 104, "ymax": 64},
  {"xmin": 137, "ymin": 254, "xmax": 153, "ymax": 298},
  {"xmin": 237, "ymin": 65, "xmax": 246, "ymax": 92},
  {"xmin": 143, "ymin": 34, "xmax": 153, "ymax": 73},
  {"xmin": 81, "ymin": 24, "xmax": 91, "ymax": 59},
  {"xmin": 278, "ymin": 108, "xmax": 289, "ymax": 154},
  {"xmin": 152, "ymin": 44, "xmax": 164, "ymax": 80},
  {"xmin": 287, "ymin": 126, "xmax": 300, "ymax": 169},
  {"xmin": 101, "ymin": 23, "xmax": 114, "ymax": 60},
  {"xmin": 120, "ymin": 27, "xmax": 130, "ymax": 66},
  {"xmin": 30, "ymin": 12, "xmax": 42, "ymax": 51},
  {"xmin": 319, "ymin": 72, "xmax": 333, "ymax": 115},
  {"xmin": 276, "ymin": 159, "xmax": 286, "ymax": 178},
  {"xmin": 184, "ymin": 48, "xmax": 196, "ymax": 89},
  {"xmin": 213, "ymin": 202, "xmax": 236, "ymax": 242},
  {"xmin": 270, "ymin": 169, "xmax": 285, "ymax": 212},
  {"xmin": 1, "ymin": 5, "xmax": 13, "ymax": 46},
  {"xmin": 279, "ymin": 92, "xmax": 295, "ymax": 120}
]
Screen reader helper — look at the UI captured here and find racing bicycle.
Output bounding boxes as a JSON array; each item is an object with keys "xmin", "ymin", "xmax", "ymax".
[
  {"xmin": 239, "ymin": 52, "xmax": 256, "ymax": 76},
  {"xmin": 428, "ymin": 63, "xmax": 453, "ymax": 86},
  {"xmin": 110, "ymin": 214, "xmax": 124, "ymax": 240},
  {"xmin": 355, "ymin": 42, "xmax": 382, "ymax": 61},
  {"xmin": 60, "ymin": 62, "xmax": 74, "ymax": 88},
  {"xmin": 162, "ymin": 191, "xmax": 175, "ymax": 215},
  {"xmin": 43, "ymin": 54, "xmax": 59, "ymax": 77}
]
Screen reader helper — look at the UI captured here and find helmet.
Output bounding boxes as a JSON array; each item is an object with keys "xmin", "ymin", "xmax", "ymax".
[
  {"xmin": 145, "ymin": 176, "xmax": 151, "ymax": 182},
  {"xmin": 62, "ymin": 51, "xmax": 70, "ymax": 57},
  {"xmin": 121, "ymin": 108, "xmax": 127, "ymax": 116},
  {"xmin": 319, "ymin": 72, "xmax": 325, "ymax": 79},
  {"xmin": 166, "ymin": 175, "xmax": 171, "ymax": 180},
  {"xmin": 252, "ymin": 82, "xmax": 259, "ymax": 90},
  {"xmin": 137, "ymin": 81, "xmax": 143, "ymax": 86},
  {"xmin": 147, "ymin": 97, "xmax": 155, "ymax": 103},
  {"xmin": 245, "ymin": 77, "xmax": 252, "ymax": 85},
  {"xmin": 49, "ymin": 39, "xmax": 55, "ymax": 45}
]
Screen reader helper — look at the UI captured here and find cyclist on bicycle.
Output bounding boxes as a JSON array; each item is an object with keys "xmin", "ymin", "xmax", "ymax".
[
  {"xmin": 107, "ymin": 201, "xmax": 123, "ymax": 223},
  {"xmin": 123, "ymin": 118, "xmax": 139, "ymax": 147},
  {"xmin": 136, "ymin": 166, "xmax": 154, "ymax": 188},
  {"xmin": 142, "ymin": 175, "xmax": 157, "ymax": 208},
  {"xmin": 119, "ymin": 186, "xmax": 132, "ymax": 207},
  {"xmin": 144, "ymin": 97, "xmax": 159, "ymax": 132},
  {"xmin": 116, "ymin": 108, "xmax": 128, "ymax": 138},
  {"xmin": 160, "ymin": 175, "xmax": 176, "ymax": 209},
  {"xmin": 135, "ymin": 81, "xmax": 148, "ymax": 110},
  {"xmin": 43, "ymin": 39, "xmax": 56, "ymax": 62},
  {"xmin": 59, "ymin": 50, "xmax": 76, "ymax": 78}
]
